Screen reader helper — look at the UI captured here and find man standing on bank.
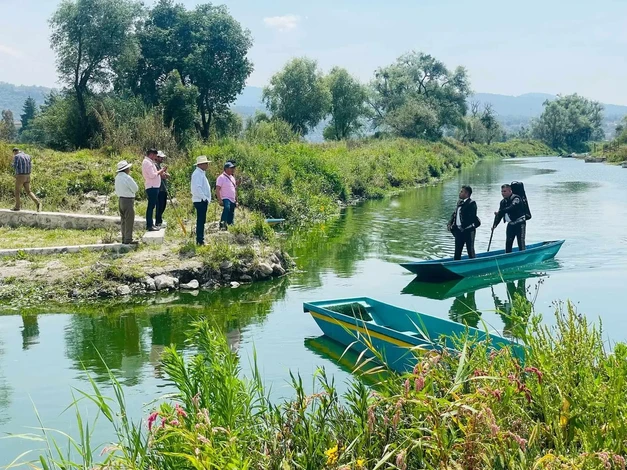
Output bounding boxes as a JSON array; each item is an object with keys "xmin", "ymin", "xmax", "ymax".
[
  {"xmin": 493, "ymin": 183, "xmax": 526, "ymax": 253},
  {"xmin": 216, "ymin": 161, "xmax": 237, "ymax": 230},
  {"xmin": 11, "ymin": 147, "xmax": 41, "ymax": 212},
  {"xmin": 447, "ymin": 185, "xmax": 480, "ymax": 260},
  {"xmin": 155, "ymin": 151, "xmax": 169, "ymax": 228},
  {"xmin": 114, "ymin": 160, "xmax": 139, "ymax": 244},
  {"xmin": 142, "ymin": 149, "xmax": 167, "ymax": 231},
  {"xmin": 191, "ymin": 156, "xmax": 212, "ymax": 245}
]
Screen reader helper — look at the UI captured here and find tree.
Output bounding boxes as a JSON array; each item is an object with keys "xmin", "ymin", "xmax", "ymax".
[
  {"xmin": 370, "ymin": 51, "xmax": 471, "ymax": 139},
  {"xmin": 263, "ymin": 58, "xmax": 331, "ymax": 135},
  {"xmin": 531, "ymin": 94, "xmax": 604, "ymax": 151},
  {"xmin": 20, "ymin": 97, "xmax": 38, "ymax": 134},
  {"xmin": 0, "ymin": 110, "xmax": 17, "ymax": 141},
  {"xmin": 186, "ymin": 4, "xmax": 253, "ymax": 140},
  {"xmin": 50, "ymin": 0, "xmax": 141, "ymax": 147},
  {"xmin": 323, "ymin": 67, "xmax": 368, "ymax": 140},
  {"xmin": 479, "ymin": 104, "xmax": 502, "ymax": 144},
  {"xmin": 161, "ymin": 70, "xmax": 199, "ymax": 144},
  {"xmin": 213, "ymin": 110, "xmax": 242, "ymax": 139}
]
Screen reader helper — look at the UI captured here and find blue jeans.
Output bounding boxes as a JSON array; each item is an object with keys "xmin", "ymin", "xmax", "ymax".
[
  {"xmin": 194, "ymin": 200, "xmax": 208, "ymax": 244},
  {"xmin": 220, "ymin": 199, "xmax": 236, "ymax": 226},
  {"xmin": 145, "ymin": 188, "xmax": 160, "ymax": 229}
]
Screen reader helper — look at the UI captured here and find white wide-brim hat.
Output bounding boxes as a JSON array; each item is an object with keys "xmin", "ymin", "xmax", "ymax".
[
  {"xmin": 116, "ymin": 160, "xmax": 132, "ymax": 172},
  {"xmin": 196, "ymin": 155, "xmax": 210, "ymax": 165}
]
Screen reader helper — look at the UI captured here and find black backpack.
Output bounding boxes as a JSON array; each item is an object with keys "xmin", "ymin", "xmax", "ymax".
[{"xmin": 510, "ymin": 181, "xmax": 532, "ymax": 220}]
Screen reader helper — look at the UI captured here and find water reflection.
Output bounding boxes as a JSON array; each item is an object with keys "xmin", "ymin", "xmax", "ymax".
[
  {"xmin": 448, "ymin": 291, "xmax": 480, "ymax": 328},
  {"xmin": 491, "ymin": 279, "xmax": 535, "ymax": 339},
  {"xmin": 21, "ymin": 314, "xmax": 39, "ymax": 350}
]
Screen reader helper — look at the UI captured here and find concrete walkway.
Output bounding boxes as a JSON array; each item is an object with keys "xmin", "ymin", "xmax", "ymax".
[
  {"xmin": 0, "ymin": 208, "xmax": 144, "ymax": 231},
  {"xmin": 0, "ymin": 243, "xmax": 137, "ymax": 258}
]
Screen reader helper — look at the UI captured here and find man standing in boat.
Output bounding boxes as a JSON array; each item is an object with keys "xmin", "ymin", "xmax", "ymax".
[
  {"xmin": 493, "ymin": 184, "xmax": 526, "ymax": 253},
  {"xmin": 448, "ymin": 185, "xmax": 480, "ymax": 260}
]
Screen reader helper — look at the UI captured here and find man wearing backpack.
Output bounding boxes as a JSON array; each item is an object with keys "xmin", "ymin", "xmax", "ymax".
[
  {"xmin": 447, "ymin": 185, "xmax": 481, "ymax": 260},
  {"xmin": 493, "ymin": 183, "xmax": 527, "ymax": 253}
]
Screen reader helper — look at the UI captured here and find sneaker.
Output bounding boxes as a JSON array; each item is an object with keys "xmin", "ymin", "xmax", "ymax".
[{"xmin": 147, "ymin": 227, "xmax": 160, "ymax": 232}]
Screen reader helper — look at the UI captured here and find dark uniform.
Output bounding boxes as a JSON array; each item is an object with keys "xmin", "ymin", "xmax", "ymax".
[
  {"xmin": 449, "ymin": 198, "xmax": 480, "ymax": 260},
  {"xmin": 155, "ymin": 162, "xmax": 167, "ymax": 227},
  {"xmin": 494, "ymin": 194, "xmax": 526, "ymax": 253}
]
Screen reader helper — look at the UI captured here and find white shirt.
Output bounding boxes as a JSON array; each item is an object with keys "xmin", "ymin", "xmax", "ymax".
[
  {"xmin": 115, "ymin": 171, "xmax": 139, "ymax": 198},
  {"xmin": 456, "ymin": 198, "xmax": 468, "ymax": 228},
  {"xmin": 191, "ymin": 167, "xmax": 212, "ymax": 203},
  {"xmin": 504, "ymin": 213, "xmax": 511, "ymax": 223}
]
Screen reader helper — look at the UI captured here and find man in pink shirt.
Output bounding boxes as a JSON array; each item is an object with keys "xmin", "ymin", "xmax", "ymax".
[
  {"xmin": 142, "ymin": 149, "xmax": 167, "ymax": 231},
  {"xmin": 216, "ymin": 161, "xmax": 237, "ymax": 230}
]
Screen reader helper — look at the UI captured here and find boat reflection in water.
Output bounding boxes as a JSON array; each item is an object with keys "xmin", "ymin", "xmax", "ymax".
[
  {"xmin": 304, "ymin": 336, "xmax": 389, "ymax": 386},
  {"xmin": 402, "ymin": 264, "xmax": 555, "ymax": 338}
]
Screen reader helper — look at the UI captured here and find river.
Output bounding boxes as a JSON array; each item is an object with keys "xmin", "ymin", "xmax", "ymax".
[{"xmin": 1, "ymin": 156, "xmax": 626, "ymax": 463}]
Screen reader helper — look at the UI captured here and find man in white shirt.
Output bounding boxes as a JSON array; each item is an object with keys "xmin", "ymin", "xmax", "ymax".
[
  {"xmin": 191, "ymin": 156, "xmax": 212, "ymax": 245},
  {"xmin": 115, "ymin": 160, "xmax": 139, "ymax": 244}
]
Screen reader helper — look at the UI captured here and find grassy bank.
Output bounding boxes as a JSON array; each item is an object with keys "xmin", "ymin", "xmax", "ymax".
[
  {"xmin": 0, "ymin": 138, "xmax": 550, "ymax": 305},
  {"xmin": 13, "ymin": 304, "xmax": 627, "ymax": 469}
]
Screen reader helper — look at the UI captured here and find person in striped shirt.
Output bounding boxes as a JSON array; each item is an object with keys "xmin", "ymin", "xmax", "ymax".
[{"xmin": 11, "ymin": 148, "xmax": 41, "ymax": 212}]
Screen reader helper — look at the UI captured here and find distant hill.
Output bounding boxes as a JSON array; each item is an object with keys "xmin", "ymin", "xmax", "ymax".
[
  {"xmin": 0, "ymin": 82, "xmax": 54, "ymax": 118},
  {"xmin": 471, "ymin": 92, "xmax": 627, "ymax": 137}
]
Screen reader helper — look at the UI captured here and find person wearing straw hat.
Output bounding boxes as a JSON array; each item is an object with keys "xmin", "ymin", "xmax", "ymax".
[
  {"xmin": 191, "ymin": 155, "xmax": 212, "ymax": 245},
  {"xmin": 155, "ymin": 150, "xmax": 169, "ymax": 229},
  {"xmin": 115, "ymin": 160, "xmax": 139, "ymax": 244}
]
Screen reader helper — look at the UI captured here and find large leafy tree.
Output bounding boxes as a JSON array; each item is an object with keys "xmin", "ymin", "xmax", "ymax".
[
  {"xmin": 263, "ymin": 58, "xmax": 331, "ymax": 136},
  {"xmin": 130, "ymin": 1, "xmax": 252, "ymax": 140},
  {"xmin": 532, "ymin": 94, "xmax": 604, "ymax": 151},
  {"xmin": 161, "ymin": 70, "xmax": 199, "ymax": 143},
  {"xmin": 323, "ymin": 67, "xmax": 369, "ymax": 141},
  {"xmin": 50, "ymin": 0, "xmax": 141, "ymax": 147},
  {"xmin": 20, "ymin": 97, "xmax": 38, "ymax": 134},
  {"xmin": 370, "ymin": 51, "xmax": 471, "ymax": 139}
]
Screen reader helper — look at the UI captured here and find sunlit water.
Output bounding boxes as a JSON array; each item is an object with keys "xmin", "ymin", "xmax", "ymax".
[{"xmin": 1, "ymin": 156, "xmax": 627, "ymax": 463}]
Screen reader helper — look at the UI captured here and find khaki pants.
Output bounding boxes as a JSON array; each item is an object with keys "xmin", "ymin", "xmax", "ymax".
[
  {"xmin": 119, "ymin": 197, "xmax": 135, "ymax": 244},
  {"xmin": 15, "ymin": 174, "xmax": 40, "ymax": 210}
]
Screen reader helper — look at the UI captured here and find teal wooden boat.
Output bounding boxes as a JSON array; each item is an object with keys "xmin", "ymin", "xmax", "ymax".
[
  {"xmin": 400, "ymin": 240, "xmax": 564, "ymax": 281},
  {"xmin": 304, "ymin": 297, "xmax": 523, "ymax": 374}
]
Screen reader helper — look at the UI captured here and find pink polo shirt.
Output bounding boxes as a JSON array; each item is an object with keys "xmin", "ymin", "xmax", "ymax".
[
  {"xmin": 216, "ymin": 172, "xmax": 237, "ymax": 203},
  {"xmin": 142, "ymin": 157, "xmax": 161, "ymax": 189}
]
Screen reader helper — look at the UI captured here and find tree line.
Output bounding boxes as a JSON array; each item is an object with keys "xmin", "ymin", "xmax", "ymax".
[{"xmin": 0, "ymin": 0, "xmax": 617, "ymax": 153}]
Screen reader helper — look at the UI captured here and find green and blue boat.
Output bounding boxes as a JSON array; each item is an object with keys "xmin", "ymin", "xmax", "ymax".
[
  {"xmin": 400, "ymin": 240, "xmax": 565, "ymax": 281},
  {"xmin": 304, "ymin": 297, "xmax": 523, "ymax": 374}
]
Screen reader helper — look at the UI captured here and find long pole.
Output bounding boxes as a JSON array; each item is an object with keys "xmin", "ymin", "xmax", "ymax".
[
  {"xmin": 487, "ymin": 227, "xmax": 495, "ymax": 252},
  {"xmin": 166, "ymin": 187, "xmax": 187, "ymax": 236}
]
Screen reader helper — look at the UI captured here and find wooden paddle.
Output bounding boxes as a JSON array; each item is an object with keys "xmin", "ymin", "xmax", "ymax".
[{"xmin": 487, "ymin": 214, "xmax": 499, "ymax": 252}]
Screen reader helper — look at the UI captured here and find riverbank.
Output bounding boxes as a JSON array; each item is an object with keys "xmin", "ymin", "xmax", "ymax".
[{"xmin": 0, "ymin": 138, "xmax": 552, "ymax": 307}]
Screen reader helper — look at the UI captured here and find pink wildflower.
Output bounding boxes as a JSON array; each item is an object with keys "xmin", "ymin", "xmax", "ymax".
[
  {"xmin": 524, "ymin": 366, "xmax": 543, "ymax": 384},
  {"xmin": 404, "ymin": 379, "xmax": 410, "ymax": 396},
  {"xmin": 175, "ymin": 404, "xmax": 188, "ymax": 418},
  {"xmin": 197, "ymin": 434, "xmax": 211, "ymax": 445},
  {"xmin": 491, "ymin": 389, "xmax": 503, "ymax": 401},
  {"xmin": 414, "ymin": 375, "xmax": 425, "ymax": 392},
  {"xmin": 395, "ymin": 450, "xmax": 407, "ymax": 470},
  {"xmin": 147, "ymin": 412, "xmax": 159, "ymax": 432},
  {"xmin": 170, "ymin": 419, "xmax": 180, "ymax": 426}
]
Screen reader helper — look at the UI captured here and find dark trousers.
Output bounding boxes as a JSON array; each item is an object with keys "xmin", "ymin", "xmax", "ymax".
[
  {"xmin": 145, "ymin": 188, "xmax": 160, "ymax": 229},
  {"xmin": 453, "ymin": 228, "xmax": 476, "ymax": 260},
  {"xmin": 119, "ymin": 197, "xmax": 135, "ymax": 244},
  {"xmin": 156, "ymin": 190, "xmax": 167, "ymax": 225},
  {"xmin": 194, "ymin": 200, "xmax": 208, "ymax": 244},
  {"xmin": 506, "ymin": 222, "xmax": 526, "ymax": 253},
  {"xmin": 220, "ymin": 199, "xmax": 236, "ymax": 226}
]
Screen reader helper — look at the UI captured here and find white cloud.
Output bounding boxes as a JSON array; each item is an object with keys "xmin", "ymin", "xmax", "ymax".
[
  {"xmin": 0, "ymin": 44, "xmax": 21, "ymax": 58},
  {"xmin": 263, "ymin": 14, "xmax": 301, "ymax": 32}
]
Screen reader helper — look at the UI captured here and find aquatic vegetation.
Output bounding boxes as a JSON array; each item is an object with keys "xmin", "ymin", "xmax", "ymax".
[{"xmin": 10, "ymin": 302, "xmax": 627, "ymax": 469}]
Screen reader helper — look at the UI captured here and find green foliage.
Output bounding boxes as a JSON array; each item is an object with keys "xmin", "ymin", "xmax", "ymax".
[
  {"xmin": 243, "ymin": 115, "xmax": 299, "ymax": 145},
  {"xmin": 213, "ymin": 110, "xmax": 243, "ymax": 139},
  {"xmin": 324, "ymin": 67, "xmax": 369, "ymax": 140},
  {"xmin": 50, "ymin": 0, "xmax": 142, "ymax": 147},
  {"xmin": 263, "ymin": 57, "xmax": 331, "ymax": 135},
  {"xmin": 531, "ymin": 94, "xmax": 604, "ymax": 152},
  {"xmin": 457, "ymin": 102, "xmax": 505, "ymax": 144},
  {"xmin": 17, "ymin": 305, "xmax": 627, "ymax": 469},
  {"xmin": 371, "ymin": 51, "xmax": 471, "ymax": 139},
  {"xmin": 0, "ymin": 109, "xmax": 17, "ymax": 141},
  {"xmin": 160, "ymin": 70, "xmax": 199, "ymax": 145},
  {"xmin": 19, "ymin": 97, "xmax": 38, "ymax": 135}
]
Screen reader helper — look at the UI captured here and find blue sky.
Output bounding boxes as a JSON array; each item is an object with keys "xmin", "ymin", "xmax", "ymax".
[{"xmin": 1, "ymin": 0, "xmax": 626, "ymax": 104}]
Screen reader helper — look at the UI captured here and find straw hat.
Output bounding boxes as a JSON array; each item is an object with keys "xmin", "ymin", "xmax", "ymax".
[
  {"xmin": 196, "ymin": 155, "xmax": 210, "ymax": 165},
  {"xmin": 116, "ymin": 160, "xmax": 132, "ymax": 172},
  {"xmin": 157, "ymin": 151, "xmax": 166, "ymax": 158}
]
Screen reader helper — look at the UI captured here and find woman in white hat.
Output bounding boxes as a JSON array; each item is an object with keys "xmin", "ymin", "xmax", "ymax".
[
  {"xmin": 191, "ymin": 155, "xmax": 212, "ymax": 245},
  {"xmin": 115, "ymin": 160, "xmax": 139, "ymax": 244}
]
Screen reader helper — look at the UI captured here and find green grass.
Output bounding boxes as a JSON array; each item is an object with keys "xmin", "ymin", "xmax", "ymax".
[
  {"xmin": 11, "ymin": 304, "xmax": 627, "ymax": 470},
  {"xmin": 0, "ymin": 226, "xmax": 109, "ymax": 249}
]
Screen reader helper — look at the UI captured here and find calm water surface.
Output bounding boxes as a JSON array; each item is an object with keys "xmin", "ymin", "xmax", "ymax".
[{"xmin": 1, "ymin": 156, "xmax": 627, "ymax": 463}]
